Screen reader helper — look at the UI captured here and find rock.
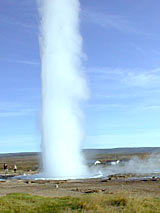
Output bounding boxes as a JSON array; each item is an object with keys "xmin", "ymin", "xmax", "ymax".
[
  {"xmin": 152, "ymin": 176, "xmax": 157, "ymax": 181},
  {"xmin": 84, "ymin": 189, "xmax": 104, "ymax": 194},
  {"xmin": 25, "ymin": 180, "xmax": 31, "ymax": 184}
]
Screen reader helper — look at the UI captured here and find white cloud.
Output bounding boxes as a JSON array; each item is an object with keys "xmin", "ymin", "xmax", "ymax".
[
  {"xmin": 89, "ymin": 67, "xmax": 160, "ymax": 88},
  {"xmin": 0, "ymin": 102, "xmax": 38, "ymax": 117},
  {"xmin": 0, "ymin": 57, "xmax": 39, "ymax": 65},
  {"xmin": 88, "ymin": 103, "xmax": 133, "ymax": 109},
  {"xmin": 86, "ymin": 66, "xmax": 160, "ymax": 112},
  {"xmin": 123, "ymin": 69, "xmax": 160, "ymax": 87},
  {"xmin": 141, "ymin": 105, "xmax": 160, "ymax": 110},
  {"xmin": 82, "ymin": 9, "xmax": 147, "ymax": 35}
]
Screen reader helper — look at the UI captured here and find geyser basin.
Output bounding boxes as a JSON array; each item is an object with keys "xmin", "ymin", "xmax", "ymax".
[
  {"xmin": 12, "ymin": 173, "xmax": 103, "ymax": 181},
  {"xmin": 11, "ymin": 167, "xmax": 160, "ymax": 181},
  {"xmin": 11, "ymin": 155, "xmax": 160, "ymax": 180},
  {"xmin": 39, "ymin": 0, "xmax": 89, "ymax": 178}
]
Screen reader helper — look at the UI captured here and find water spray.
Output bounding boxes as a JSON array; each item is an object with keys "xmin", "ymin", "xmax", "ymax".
[{"xmin": 39, "ymin": 0, "xmax": 88, "ymax": 178}]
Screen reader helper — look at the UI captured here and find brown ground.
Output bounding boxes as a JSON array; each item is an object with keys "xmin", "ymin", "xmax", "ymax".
[
  {"xmin": 0, "ymin": 151, "xmax": 159, "ymax": 199},
  {"xmin": 0, "ymin": 177, "xmax": 160, "ymax": 198}
]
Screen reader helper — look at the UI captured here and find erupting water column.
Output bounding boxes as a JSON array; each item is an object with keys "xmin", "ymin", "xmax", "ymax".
[{"xmin": 39, "ymin": 0, "xmax": 88, "ymax": 178}]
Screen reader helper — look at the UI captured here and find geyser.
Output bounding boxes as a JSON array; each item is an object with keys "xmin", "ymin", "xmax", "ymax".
[{"xmin": 39, "ymin": 0, "xmax": 88, "ymax": 178}]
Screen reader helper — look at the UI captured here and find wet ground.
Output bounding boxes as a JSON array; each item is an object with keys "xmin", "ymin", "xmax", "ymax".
[{"xmin": 0, "ymin": 173, "xmax": 160, "ymax": 198}]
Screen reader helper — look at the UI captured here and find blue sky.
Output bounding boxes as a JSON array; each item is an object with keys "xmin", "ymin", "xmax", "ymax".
[{"xmin": 0, "ymin": 0, "xmax": 160, "ymax": 153}]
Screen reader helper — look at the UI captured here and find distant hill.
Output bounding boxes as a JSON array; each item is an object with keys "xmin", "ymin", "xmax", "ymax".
[
  {"xmin": 83, "ymin": 147, "xmax": 160, "ymax": 158},
  {"xmin": 0, "ymin": 147, "xmax": 160, "ymax": 158},
  {"xmin": 0, "ymin": 152, "xmax": 40, "ymax": 159},
  {"xmin": 83, "ymin": 147, "xmax": 160, "ymax": 154}
]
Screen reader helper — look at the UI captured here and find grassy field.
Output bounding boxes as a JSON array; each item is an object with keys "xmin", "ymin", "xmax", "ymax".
[
  {"xmin": 0, "ymin": 153, "xmax": 40, "ymax": 172},
  {"xmin": 0, "ymin": 193, "xmax": 160, "ymax": 212}
]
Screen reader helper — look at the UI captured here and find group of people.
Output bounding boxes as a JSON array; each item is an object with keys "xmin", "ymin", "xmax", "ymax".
[{"xmin": 3, "ymin": 163, "xmax": 17, "ymax": 174}]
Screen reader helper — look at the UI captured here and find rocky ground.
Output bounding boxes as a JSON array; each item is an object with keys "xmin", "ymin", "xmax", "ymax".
[
  {"xmin": 0, "ymin": 151, "xmax": 160, "ymax": 200},
  {"xmin": 0, "ymin": 173, "xmax": 160, "ymax": 198}
]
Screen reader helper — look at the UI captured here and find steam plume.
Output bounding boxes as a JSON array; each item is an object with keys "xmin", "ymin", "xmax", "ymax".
[{"xmin": 39, "ymin": 0, "xmax": 88, "ymax": 178}]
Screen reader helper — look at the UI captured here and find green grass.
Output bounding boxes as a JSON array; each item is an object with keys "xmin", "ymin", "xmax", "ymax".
[
  {"xmin": 0, "ymin": 193, "xmax": 82, "ymax": 213},
  {"xmin": 0, "ymin": 193, "xmax": 160, "ymax": 212}
]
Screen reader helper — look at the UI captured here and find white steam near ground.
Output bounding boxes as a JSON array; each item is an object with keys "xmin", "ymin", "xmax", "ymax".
[
  {"xmin": 38, "ymin": 0, "xmax": 89, "ymax": 178},
  {"xmin": 89, "ymin": 153, "xmax": 160, "ymax": 178}
]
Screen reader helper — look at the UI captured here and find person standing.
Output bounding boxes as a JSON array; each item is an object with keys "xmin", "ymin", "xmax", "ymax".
[{"xmin": 4, "ymin": 163, "xmax": 8, "ymax": 174}]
